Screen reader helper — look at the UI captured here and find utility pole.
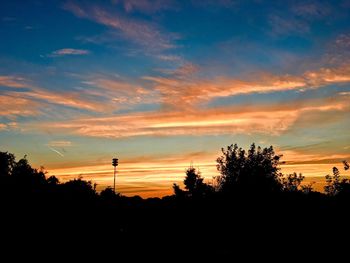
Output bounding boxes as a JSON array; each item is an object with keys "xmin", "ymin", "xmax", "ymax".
[{"xmin": 112, "ymin": 157, "xmax": 119, "ymax": 194}]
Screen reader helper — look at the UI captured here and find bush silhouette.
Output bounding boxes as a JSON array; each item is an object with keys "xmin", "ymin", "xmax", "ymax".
[
  {"xmin": 324, "ymin": 162, "xmax": 350, "ymax": 197},
  {"xmin": 173, "ymin": 166, "xmax": 213, "ymax": 199},
  {"xmin": 216, "ymin": 143, "xmax": 283, "ymax": 195}
]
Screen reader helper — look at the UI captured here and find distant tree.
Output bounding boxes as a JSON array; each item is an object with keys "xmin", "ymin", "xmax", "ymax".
[
  {"xmin": 100, "ymin": 186, "xmax": 119, "ymax": 200},
  {"xmin": 173, "ymin": 183, "xmax": 185, "ymax": 198},
  {"xmin": 61, "ymin": 176, "xmax": 97, "ymax": 200},
  {"xmin": 184, "ymin": 167, "xmax": 202, "ymax": 195},
  {"xmin": 280, "ymin": 172, "xmax": 305, "ymax": 192},
  {"xmin": 216, "ymin": 143, "xmax": 283, "ymax": 194},
  {"xmin": 174, "ymin": 166, "xmax": 213, "ymax": 198},
  {"xmin": 0, "ymin": 151, "xmax": 16, "ymax": 176},
  {"xmin": 343, "ymin": 160, "xmax": 349, "ymax": 171},
  {"xmin": 47, "ymin": 175, "xmax": 60, "ymax": 185},
  {"xmin": 324, "ymin": 165, "xmax": 350, "ymax": 196},
  {"xmin": 300, "ymin": 182, "xmax": 315, "ymax": 194}
]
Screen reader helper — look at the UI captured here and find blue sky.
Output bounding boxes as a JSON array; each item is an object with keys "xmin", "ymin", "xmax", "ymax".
[{"xmin": 1, "ymin": 0, "xmax": 350, "ymax": 196}]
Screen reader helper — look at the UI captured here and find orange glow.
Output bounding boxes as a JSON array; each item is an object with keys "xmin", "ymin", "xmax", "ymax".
[
  {"xmin": 47, "ymin": 150, "xmax": 350, "ymax": 197},
  {"xmin": 27, "ymin": 96, "xmax": 349, "ymax": 138}
]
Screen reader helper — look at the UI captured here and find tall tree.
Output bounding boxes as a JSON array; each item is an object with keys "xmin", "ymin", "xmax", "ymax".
[
  {"xmin": 174, "ymin": 167, "xmax": 212, "ymax": 198},
  {"xmin": 216, "ymin": 143, "xmax": 283, "ymax": 194}
]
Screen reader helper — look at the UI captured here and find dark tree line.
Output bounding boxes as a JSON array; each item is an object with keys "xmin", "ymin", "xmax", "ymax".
[
  {"xmin": 1, "ymin": 144, "xmax": 349, "ymax": 202},
  {"xmin": 1, "ymin": 145, "xmax": 350, "ymax": 260},
  {"xmin": 173, "ymin": 143, "xmax": 350, "ymax": 199}
]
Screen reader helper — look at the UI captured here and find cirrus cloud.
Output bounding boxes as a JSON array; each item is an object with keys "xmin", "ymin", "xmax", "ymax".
[{"xmin": 48, "ymin": 48, "xmax": 90, "ymax": 57}]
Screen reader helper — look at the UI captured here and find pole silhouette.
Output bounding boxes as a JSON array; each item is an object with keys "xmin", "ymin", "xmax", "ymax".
[{"xmin": 112, "ymin": 158, "xmax": 118, "ymax": 193}]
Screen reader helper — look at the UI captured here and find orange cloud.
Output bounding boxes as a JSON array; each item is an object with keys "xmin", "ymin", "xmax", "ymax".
[
  {"xmin": 142, "ymin": 62, "xmax": 350, "ymax": 109},
  {"xmin": 144, "ymin": 74, "xmax": 306, "ymax": 108},
  {"xmin": 304, "ymin": 64, "xmax": 350, "ymax": 85},
  {"xmin": 28, "ymin": 95, "xmax": 349, "ymax": 138},
  {"xmin": 0, "ymin": 94, "xmax": 38, "ymax": 117},
  {"xmin": 20, "ymin": 89, "xmax": 102, "ymax": 111},
  {"xmin": 0, "ymin": 75, "xmax": 30, "ymax": 88},
  {"xmin": 84, "ymin": 77, "xmax": 157, "ymax": 106}
]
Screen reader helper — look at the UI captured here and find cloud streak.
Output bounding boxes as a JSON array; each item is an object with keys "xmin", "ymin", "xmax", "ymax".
[
  {"xmin": 0, "ymin": 75, "xmax": 30, "ymax": 88},
  {"xmin": 112, "ymin": 0, "xmax": 176, "ymax": 14},
  {"xmin": 48, "ymin": 146, "xmax": 65, "ymax": 157},
  {"xmin": 64, "ymin": 2, "xmax": 177, "ymax": 51},
  {"xmin": 48, "ymin": 48, "xmax": 90, "ymax": 57},
  {"xmin": 48, "ymin": 140, "xmax": 72, "ymax": 147},
  {"xmin": 0, "ymin": 94, "xmax": 38, "ymax": 117},
  {"xmin": 28, "ymin": 95, "xmax": 349, "ymax": 138},
  {"xmin": 143, "ymin": 63, "xmax": 350, "ymax": 109}
]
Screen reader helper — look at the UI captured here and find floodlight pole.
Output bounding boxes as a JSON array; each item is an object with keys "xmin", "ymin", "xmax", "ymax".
[
  {"xmin": 113, "ymin": 165, "xmax": 116, "ymax": 193},
  {"xmin": 112, "ymin": 158, "xmax": 119, "ymax": 194}
]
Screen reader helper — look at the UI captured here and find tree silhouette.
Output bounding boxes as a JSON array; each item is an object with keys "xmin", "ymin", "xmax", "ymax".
[
  {"xmin": 174, "ymin": 166, "xmax": 213, "ymax": 198},
  {"xmin": 173, "ymin": 183, "xmax": 185, "ymax": 198},
  {"xmin": 280, "ymin": 172, "xmax": 305, "ymax": 192},
  {"xmin": 100, "ymin": 186, "xmax": 119, "ymax": 200},
  {"xmin": 216, "ymin": 143, "xmax": 282, "ymax": 194},
  {"xmin": 324, "ymin": 162, "xmax": 350, "ymax": 197},
  {"xmin": 0, "ymin": 151, "xmax": 15, "ymax": 176},
  {"xmin": 300, "ymin": 182, "xmax": 314, "ymax": 194},
  {"xmin": 61, "ymin": 176, "xmax": 97, "ymax": 200},
  {"xmin": 47, "ymin": 175, "xmax": 60, "ymax": 185}
]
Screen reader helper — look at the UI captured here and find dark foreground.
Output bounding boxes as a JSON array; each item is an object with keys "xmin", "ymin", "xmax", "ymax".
[
  {"xmin": 2, "ymin": 192, "xmax": 350, "ymax": 261},
  {"xmin": 1, "ymin": 147, "xmax": 349, "ymax": 261}
]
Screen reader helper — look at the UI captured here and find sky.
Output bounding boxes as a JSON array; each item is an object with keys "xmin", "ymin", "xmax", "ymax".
[{"xmin": 1, "ymin": 0, "xmax": 350, "ymax": 197}]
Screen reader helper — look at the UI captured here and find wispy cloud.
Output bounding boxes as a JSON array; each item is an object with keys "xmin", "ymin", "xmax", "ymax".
[
  {"xmin": 191, "ymin": 0, "xmax": 236, "ymax": 9},
  {"xmin": 28, "ymin": 95, "xmax": 349, "ymax": 139},
  {"xmin": 291, "ymin": 2, "xmax": 330, "ymax": 19},
  {"xmin": 48, "ymin": 146, "xmax": 65, "ymax": 157},
  {"xmin": 268, "ymin": 1, "xmax": 332, "ymax": 37},
  {"xmin": 0, "ymin": 75, "xmax": 30, "ymax": 88},
  {"xmin": 48, "ymin": 140, "xmax": 72, "ymax": 147},
  {"xmin": 144, "ymin": 71, "xmax": 305, "ymax": 109},
  {"xmin": 0, "ymin": 73, "xmax": 157, "ymax": 121},
  {"xmin": 0, "ymin": 94, "xmax": 38, "ymax": 117},
  {"xmin": 84, "ymin": 76, "xmax": 156, "ymax": 106},
  {"xmin": 143, "ymin": 62, "xmax": 350, "ymax": 109},
  {"xmin": 17, "ymin": 89, "xmax": 102, "ymax": 111},
  {"xmin": 304, "ymin": 64, "xmax": 350, "ymax": 85},
  {"xmin": 64, "ymin": 2, "xmax": 177, "ymax": 51},
  {"xmin": 156, "ymin": 54, "xmax": 183, "ymax": 62},
  {"xmin": 0, "ymin": 122, "xmax": 18, "ymax": 131},
  {"xmin": 48, "ymin": 48, "xmax": 90, "ymax": 57},
  {"xmin": 268, "ymin": 14, "xmax": 310, "ymax": 36},
  {"xmin": 112, "ymin": 0, "xmax": 177, "ymax": 14},
  {"xmin": 0, "ymin": 83, "xmax": 109, "ymax": 120}
]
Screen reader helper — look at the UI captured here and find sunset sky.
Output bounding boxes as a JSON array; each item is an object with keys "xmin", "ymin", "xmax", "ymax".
[{"xmin": 1, "ymin": 0, "xmax": 350, "ymax": 197}]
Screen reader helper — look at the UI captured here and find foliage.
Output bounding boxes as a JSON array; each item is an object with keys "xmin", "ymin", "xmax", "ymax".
[
  {"xmin": 324, "ymin": 163, "xmax": 350, "ymax": 196},
  {"xmin": 60, "ymin": 176, "xmax": 97, "ymax": 199},
  {"xmin": 280, "ymin": 172, "xmax": 305, "ymax": 192},
  {"xmin": 100, "ymin": 186, "xmax": 119, "ymax": 200},
  {"xmin": 0, "ymin": 151, "xmax": 16, "ymax": 176},
  {"xmin": 174, "ymin": 166, "xmax": 213, "ymax": 198},
  {"xmin": 216, "ymin": 143, "xmax": 283, "ymax": 194}
]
